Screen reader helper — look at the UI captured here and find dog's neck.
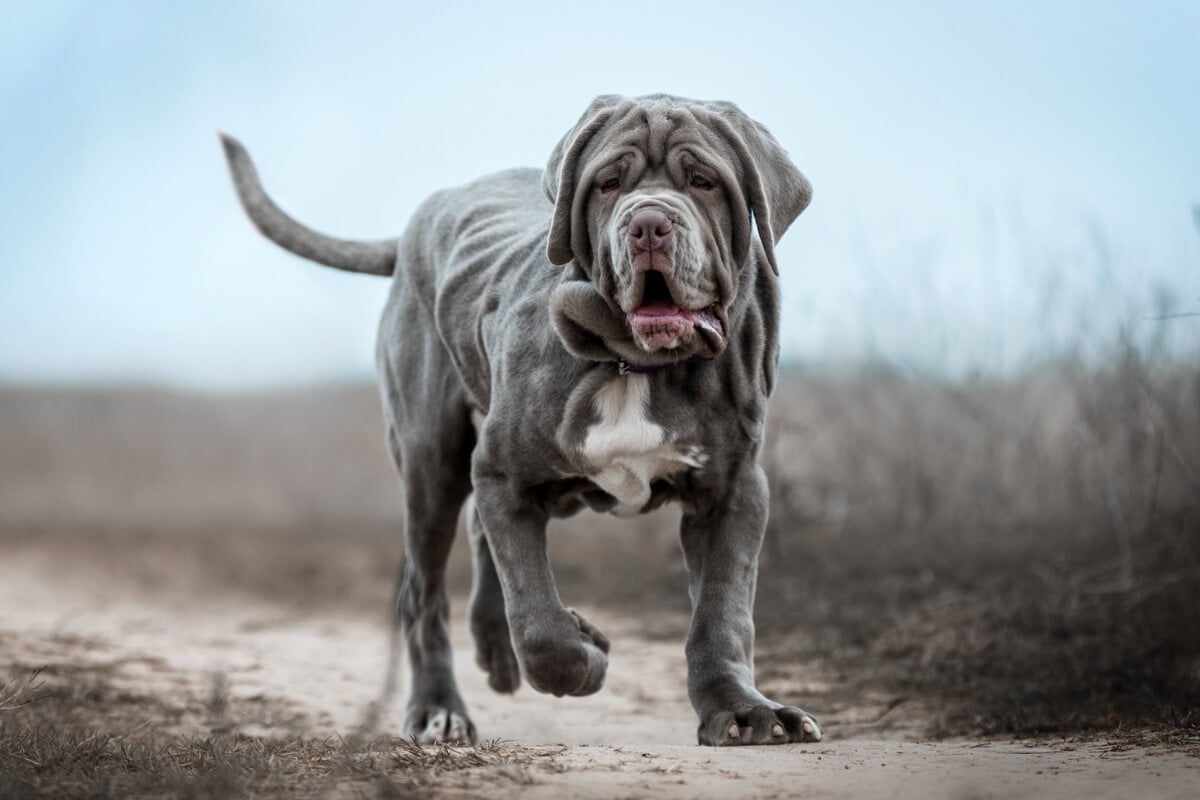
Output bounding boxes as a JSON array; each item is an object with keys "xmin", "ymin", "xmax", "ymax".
[{"xmin": 612, "ymin": 355, "xmax": 708, "ymax": 375}]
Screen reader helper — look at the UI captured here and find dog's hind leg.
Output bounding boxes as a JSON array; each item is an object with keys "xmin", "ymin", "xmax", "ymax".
[
  {"xmin": 466, "ymin": 497, "xmax": 521, "ymax": 693},
  {"xmin": 386, "ymin": 420, "xmax": 477, "ymax": 744}
]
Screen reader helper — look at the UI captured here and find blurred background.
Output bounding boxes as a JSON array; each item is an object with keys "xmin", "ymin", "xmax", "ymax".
[{"xmin": 2, "ymin": 0, "xmax": 1198, "ymax": 745}]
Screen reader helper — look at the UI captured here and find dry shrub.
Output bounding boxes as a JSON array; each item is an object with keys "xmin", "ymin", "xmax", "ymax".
[
  {"xmin": 758, "ymin": 332, "xmax": 1200, "ymax": 736},
  {"xmin": 0, "ymin": 320, "xmax": 1196, "ymax": 742}
]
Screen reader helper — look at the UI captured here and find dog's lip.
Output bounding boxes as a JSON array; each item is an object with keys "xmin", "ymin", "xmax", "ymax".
[
  {"xmin": 628, "ymin": 301, "xmax": 724, "ymax": 337},
  {"xmin": 621, "ymin": 270, "xmax": 725, "ymax": 354}
]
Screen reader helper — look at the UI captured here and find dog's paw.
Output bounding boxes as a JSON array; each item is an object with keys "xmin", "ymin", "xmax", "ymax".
[
  {"xmin": 517, "ymin": 608, "xmax": 609, "ymax": 698},
  {"xmin": 560, "ymin": 607, "xmax": 609, "ymax": 696},
  {"xmin": 474, "ymin": 625, "xmax": 521, "ymax": 694},
  {"xmin": 403, "ymin": 706, "xmax": 477, "ymax": 745},
  {"xmin": 471, "ymin": 605, "xmax": 521, "ymax": 694},
  {"xmin": 698, "ymin": 704, "xmax": 822, "ymax": 746},
  {"xmin": 566, "ymin": 607, "xmax": 610, "ymax": 655}
]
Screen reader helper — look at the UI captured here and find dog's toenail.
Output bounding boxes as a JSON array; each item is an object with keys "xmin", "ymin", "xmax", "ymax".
[
  {"xmin": 727, "ymin": 723, "xmax": 740, "ymax": 739},
  {"xmin": 772, "ymin": 723, "xmax": 784, "ymax": 737},
  {"xmin": 802, "ymin": 720, "xmax": 814, "ymax": 734}
]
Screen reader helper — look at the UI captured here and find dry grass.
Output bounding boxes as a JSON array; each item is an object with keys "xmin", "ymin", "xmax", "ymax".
[
  {"xmin": 757, "ymin": 335, "xmax": 1200, "ymax": 737},
  {"xmin": 0, "ymin": 383, "xmax": 401, "ymax": 531},
  {"xmin": 0, "ymin": 727, "xmax": 549, "ymax": 800},
  {"xmin": 0, "ymin": 664, "xmax": 555, "ymax": 800},
  {"xmin": 1, "ymin": 329, "xmax": 1197, "ymax": 750}
]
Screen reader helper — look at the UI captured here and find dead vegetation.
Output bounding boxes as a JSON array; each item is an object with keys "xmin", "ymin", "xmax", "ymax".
[
  {"xmin": 0, "ymin": 661, "xmax": 556, "ymax": 800},
  {"xmin": 1, "ymin": 326, "xmax": 1197, "ymax": 797},
  {"xmin": 757, "ymin": 334, "xmax": 1200, "ymax": 737},
  {"xmin": 2, "ymin": 721, "xmax": 550, "ymax": 799}
]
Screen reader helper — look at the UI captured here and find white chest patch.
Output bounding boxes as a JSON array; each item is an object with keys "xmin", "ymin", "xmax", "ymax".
[{"xmin": 579, "ymin": 374, "xmax": 706, "ymax": 516}]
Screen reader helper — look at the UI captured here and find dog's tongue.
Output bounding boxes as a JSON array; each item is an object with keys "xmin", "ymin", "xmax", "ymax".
[
  {"xmin": 630, "ymin": 300, "xmax": 684, "ymax": 320},
  {"xmin": 630, "ymin": 302, "xmax": 721, "ymax": 329},
  {"xmin": 629, "ymin": 302, "xmax": 724, "ymax": 348}
]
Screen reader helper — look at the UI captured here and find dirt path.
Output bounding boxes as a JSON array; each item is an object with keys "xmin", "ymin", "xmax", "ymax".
[{"xmin": 2, "ymin": 543, "xmax": 1197, "ymax": 799}]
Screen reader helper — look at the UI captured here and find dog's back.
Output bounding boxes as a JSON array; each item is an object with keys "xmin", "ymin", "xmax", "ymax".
[{"xmin": 380, "ymin": 167, "xmax": 566, "ymax": 415}]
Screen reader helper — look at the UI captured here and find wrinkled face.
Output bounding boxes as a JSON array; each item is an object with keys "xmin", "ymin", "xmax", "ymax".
[
  {"xmin": 585, "ymin": 144, "xmax": 735, "ymax": 357},
  {"xmin": 545, "ymin": 95, "xmax": 811, "ymax": 364}
]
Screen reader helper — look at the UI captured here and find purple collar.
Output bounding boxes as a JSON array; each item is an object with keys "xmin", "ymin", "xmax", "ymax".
[{"xmin": 613, "ymin": 355, "xmax": 708, "ymax": 375}]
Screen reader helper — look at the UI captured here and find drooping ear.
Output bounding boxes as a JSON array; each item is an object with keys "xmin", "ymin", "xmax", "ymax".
[
  {"xmin": 543, "ymin": 95, "xmax": 627, "ymax": 266},
  {"xmin": 703, "ymin": 103, "xmax": 811, "ymax": 275}
]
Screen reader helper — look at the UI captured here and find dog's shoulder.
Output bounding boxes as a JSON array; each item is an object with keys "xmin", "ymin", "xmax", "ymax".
[{"xmin": 396, "ymin": 167, "xmax": 567, "ymax": 415}]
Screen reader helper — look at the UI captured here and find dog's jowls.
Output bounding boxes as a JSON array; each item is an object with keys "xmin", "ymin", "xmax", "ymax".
[{"xmin": 221, "ymin": 94, "xmax": 821, "ymax": 746}]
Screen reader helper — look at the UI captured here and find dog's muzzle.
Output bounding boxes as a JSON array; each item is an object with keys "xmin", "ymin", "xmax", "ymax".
[
  {"xmin": 626, "ymin": 269, "xmax": 725, "ymax": 356},
  {"xmin": 608, "ymin": 198, "xmax": 728, "ymax": 359}
]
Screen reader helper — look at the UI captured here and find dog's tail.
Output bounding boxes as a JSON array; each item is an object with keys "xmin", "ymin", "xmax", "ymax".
[{"xmin": 219, "ymin": 133, "xmax": 397, "ymax": 276}]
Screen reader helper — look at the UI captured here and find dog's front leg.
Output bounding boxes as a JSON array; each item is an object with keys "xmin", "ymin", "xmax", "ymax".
[
  {"xmin": 472, "ymin": 475, "xmax": 609, "ymax": 698},
  {"xmin": 680, "ymin": 462, "xmax": 822, "ymax": 746}
]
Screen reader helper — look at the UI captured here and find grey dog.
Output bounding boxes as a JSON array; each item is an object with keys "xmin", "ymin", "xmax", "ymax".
[{"xmin": 221, "ymin": 94, "xmax": 822, "ymax": 747}]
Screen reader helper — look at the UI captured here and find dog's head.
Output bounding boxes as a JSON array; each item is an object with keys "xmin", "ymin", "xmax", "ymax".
[{"xmin": 544, "ymin": 94, "xmax": 810, "ymax": 362}]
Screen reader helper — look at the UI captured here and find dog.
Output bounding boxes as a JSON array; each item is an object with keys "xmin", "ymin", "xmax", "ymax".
[{"xmin": 221, "ymin": 94, "xmax": 821, "ymax": 747}]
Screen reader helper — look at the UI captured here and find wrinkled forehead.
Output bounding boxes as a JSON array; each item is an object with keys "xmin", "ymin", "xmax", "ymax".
[{"xmin": 584, "ymin": 99, "xmax": 737, "ymax": 175}]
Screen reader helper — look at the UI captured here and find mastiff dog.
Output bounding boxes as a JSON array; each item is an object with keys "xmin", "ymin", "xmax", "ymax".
[{"xmin": 221, "ymin": 94, "xmax": 822, "ymax": 747}]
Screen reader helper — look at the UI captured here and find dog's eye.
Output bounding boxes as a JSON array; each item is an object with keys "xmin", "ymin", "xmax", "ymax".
[
  {"xmin": 690, "ymin": 174, "xmax": 715, "ymax": 191},
  {"xmin": 598, "ymin": 177, "xmax": 620, "ymax": 194}
]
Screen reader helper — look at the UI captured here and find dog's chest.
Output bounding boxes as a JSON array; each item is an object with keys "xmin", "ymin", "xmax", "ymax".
[{"xmin": 578, "ymin": 374, "xmax": 705, "ymax": 516}]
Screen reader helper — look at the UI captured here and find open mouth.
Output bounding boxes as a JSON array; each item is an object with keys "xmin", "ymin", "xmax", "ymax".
[{"xmin": 627, "ymin": 271, "xmax": 724, "ymax": 352}]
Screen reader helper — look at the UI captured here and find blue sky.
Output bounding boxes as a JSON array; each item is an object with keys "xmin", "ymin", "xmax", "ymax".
[{"xmin": 1, "ymin": 1, "xmax": 1197, "ymax": 387}]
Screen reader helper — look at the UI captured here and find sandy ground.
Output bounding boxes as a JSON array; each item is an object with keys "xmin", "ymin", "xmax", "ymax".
[{"xmin": 2, "ymin": 541, "xmax": 1197, "ymax": 799}]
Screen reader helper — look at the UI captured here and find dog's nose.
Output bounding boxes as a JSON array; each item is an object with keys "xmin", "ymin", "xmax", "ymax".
[{"xmin": 628, "ymin": 209, "xmax": 672, "ymax": 252}]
